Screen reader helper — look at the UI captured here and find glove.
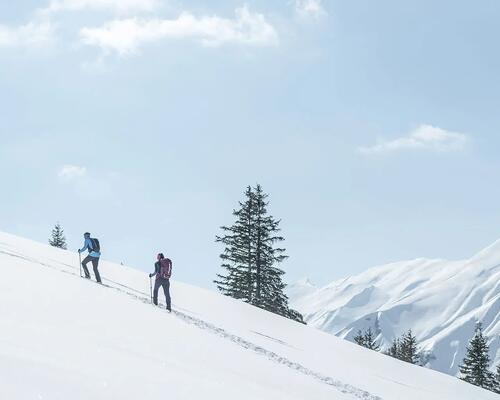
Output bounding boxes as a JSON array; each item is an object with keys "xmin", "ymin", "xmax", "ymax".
[
  {"xmin": 78, "ymin": 249, "xmax": 81, "ymax": 253},
  {"xmin": 149, "ymin": 273, "xmax": 153, "ymax": 278}
]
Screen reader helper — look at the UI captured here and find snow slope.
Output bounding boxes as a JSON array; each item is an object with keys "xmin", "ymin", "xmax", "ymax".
[
  {"xmin": 288, "ymin": 240, "xmax": 500, "ymax": 377},
  {"xmin": 0, "ymin": 231, "xmax": 496, "ymax": 400}
]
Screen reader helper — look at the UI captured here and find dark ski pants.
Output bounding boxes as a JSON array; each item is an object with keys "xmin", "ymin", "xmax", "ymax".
[
  {"xmin": 153, "ymin": 278, "xmax": 171, "ymax": 310},
  {"xmin": 82, "ymin": 256, "xmax": 101, "ymax": 283}
]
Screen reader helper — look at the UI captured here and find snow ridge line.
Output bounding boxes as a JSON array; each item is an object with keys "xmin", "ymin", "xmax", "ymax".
[{"xmin": 1, "ymin": 249, "xmax": 382, "ymax": 400}]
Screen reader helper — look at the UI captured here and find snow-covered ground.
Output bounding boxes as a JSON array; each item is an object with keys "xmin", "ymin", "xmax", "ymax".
[
  {"xmin": 288, "ymin": 240, "xmax": 500, "ymax": 378},
  {"xmin": 0, "ymin": 231, "xmax": 496, "ymax": 400}
]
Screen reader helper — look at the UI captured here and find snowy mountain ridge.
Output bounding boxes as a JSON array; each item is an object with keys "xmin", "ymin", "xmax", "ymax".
[{"xmin": 288, "ymin": 239, "xmax": 500, "ymax": 377}]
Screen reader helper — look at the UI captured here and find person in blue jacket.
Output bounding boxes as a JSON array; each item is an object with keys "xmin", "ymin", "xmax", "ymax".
[{"xmin": 78, "ymin": 232, "xmax": 102, "ymax": 283}]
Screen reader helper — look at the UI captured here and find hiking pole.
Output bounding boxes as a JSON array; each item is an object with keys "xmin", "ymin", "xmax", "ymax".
[
  {"xmin": 149, "ymin": 275, "xmax": 153, "ymax": 305},
  {"xmin": 79, "ymin": 252, "xmax": 82, "ymax": 278}
]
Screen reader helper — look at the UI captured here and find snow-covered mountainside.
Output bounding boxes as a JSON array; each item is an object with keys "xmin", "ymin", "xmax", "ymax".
[
  {"xmin": 0, "ymin": 231, "xmax": 496, "ymax": 400},
  {"xmin": 288, "ymin": 240, "xmax": 500, "ymax": 378}
]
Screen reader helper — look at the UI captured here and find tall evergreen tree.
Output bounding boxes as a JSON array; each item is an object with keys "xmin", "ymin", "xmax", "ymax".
[
  {"xmin": 251, "ymin": 185, "xmax": 289, "ymax": 315},
  {"xmin": 49, "ymin": 222, "xmax": 67, "ymax": 249},
  {"xmin": 399, "ymin": 330, "xmax": 420, "ymax": 364},
  {"xmin": 459, "ymin": 323, "xmax": 495, "ymax": 390},
  {"xmin": 215, "ymin": 185, "xmax": 304, "ymax": 323},
  {"xmin": 214, "ymin": 186, "xmax": 255, "ymax": 302}
]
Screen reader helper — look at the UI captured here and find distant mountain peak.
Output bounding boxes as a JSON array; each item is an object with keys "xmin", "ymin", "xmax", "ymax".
[
  {"xmin": 288, "ymin": 239, "xmax": 500, "ymax": 377},
  {"xmin": 293, "ymin": 277, "xmax": 316, "ymax": 287}
]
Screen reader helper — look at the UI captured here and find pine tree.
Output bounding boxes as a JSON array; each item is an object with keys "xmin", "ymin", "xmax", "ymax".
[
  {"xmin": 399, "ymin": 330, "xmax": 420, "ymax": 364},
  {"xmin": 385, "ymin": 331, "xmax": 420, "ymax": 363},
  {"xmin": 364, "ymin": 327, "xmax": 380, "ymax": 351},
  {"xmin": 49, "ymin": 222, "xmax": 67, "ymax": 249},
  {"xmin": 386, "ymin": 337, "xmax": 400, "ymax": 359},
  {"xmin": 214, "ymin": 186, "xmax": 255, "ymax": 302},
  {"xmin": 459, "ymin": 323, "xmax": 495, "ymax": 390},
  {"xmin": 354, "ymin": 330, "xmax": 365, "ymax": 346},
  {"xmin": 354, "ymin": 327, "xmax": 380, "ymax": 351},
  {"xmin": 251, "ymin": 185, "xmax": 289, "ymax": 316},
  {"xmin": 215, "ymin": 185, "xmax": 304, "ymax": 323}
]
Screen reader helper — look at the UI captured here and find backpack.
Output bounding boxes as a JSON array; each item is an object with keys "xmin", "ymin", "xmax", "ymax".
[
  {"xmin": 158, "ymin": 258, "xmax": 172, "ymax": 279},
  {"xmin": 90, "ymin": 238, "xmax": 100, "ymax": 253}
]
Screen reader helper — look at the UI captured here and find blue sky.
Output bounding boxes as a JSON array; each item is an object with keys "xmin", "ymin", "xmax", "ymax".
[{"xmin": 1, "ymin": 0, "xmax": 499, "ymax": 288}]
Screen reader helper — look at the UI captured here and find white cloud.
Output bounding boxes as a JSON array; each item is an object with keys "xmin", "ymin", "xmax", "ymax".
[
  {"xmin": 58, "ymin": 165, "xmax": 87, "ymax": 181},
  {"xmin": 295, "ymin": 0, "xmax": 327, "ymax": 18},
  {"xmin": 57, "ymin": 166, "xmax": 122, "ymax": 202},
  {"xmin": 359, "ymin": 125, "xmax": 469, "ymax": 155},
  {"xmin": 0, "ymin": 22, "xmax": 54, "ymax": 48},
  {"xmin": 79, "ymin": 6, "xmax": 278, "ymax": 55},
  {"xmin": 41, "ymin": 0, "xmax": 159, "ymax": 14}
]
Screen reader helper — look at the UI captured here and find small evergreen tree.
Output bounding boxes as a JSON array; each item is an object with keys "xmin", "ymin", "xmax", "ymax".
[
  {"xmin": 364, "ymin": 327, "xmax": 380, "ymax": 351},
  {"xmin": 459, "ymin": 323, "xmax": 495, "ymax": 390},
  {"xmin": 354, "ymin": 327, "xmax": 380, "ymax": 351},
  {"xmin": 49, "ymin": 222, "xmax": 67, "ymax": 249},
  {"xmin": 354, "ymin": 330, "xmax": 365, "ymax": 346},
  {"xmin": 386, "ymin": 337, "xmax": 400, "ymax": 359},
  {"xmin": 399, "ymin": 330, "xmax": 420, "ymax": 364},
  {"xmin": 385, "ymin": 331, "xmax": 420, "ymax": 364}
]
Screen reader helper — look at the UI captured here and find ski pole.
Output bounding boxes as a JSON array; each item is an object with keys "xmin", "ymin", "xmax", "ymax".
[
  {"xmin": 79, "ymin": 251, "xmax": 82, "ymax": 278},
  {"xmin": 149, "ymin": 276, "xmax": 153, "ymax": 305}
]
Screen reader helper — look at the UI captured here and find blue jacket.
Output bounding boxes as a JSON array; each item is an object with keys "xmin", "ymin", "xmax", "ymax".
[{"xmin": 80, "ymin": 238, "xmax": 101, "ymax": 258}]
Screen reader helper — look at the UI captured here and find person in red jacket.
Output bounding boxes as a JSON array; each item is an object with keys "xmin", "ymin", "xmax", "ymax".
[{"xmin": 149, "ymin": 253, "xmax": 172, "ymax": 311}]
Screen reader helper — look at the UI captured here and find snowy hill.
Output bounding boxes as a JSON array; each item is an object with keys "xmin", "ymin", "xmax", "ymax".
[
  {"xmin": 0, "ymin": 232, "xmax": 497, "ymax": 400},
  {"xmin": 288, "ymin": 240, "xmax": 500, "ymax": 378}
]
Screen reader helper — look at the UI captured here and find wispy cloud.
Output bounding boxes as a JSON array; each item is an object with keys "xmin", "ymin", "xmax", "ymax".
[
  {"xmin": 0, "ymin": 21, "xmax": 54, "ymax": 48},
  {"xmin": 56, "ymin": 166, "xmax": 123, "ymax": 202},
  {"xmin": 79, "ymin": 6, "xmax": 278, "ymax": 55},
  {"xmin": 295, "ymin": 0, "xmax": 327, "ymax": 19},
  {"xmin": 58, "ymin": 165, "xmax": 87, "ymax": 181},
  {"xmin": 41, "ymin": 0, "xmax": 159, "ymax": 14},
  {"xmin": 359, "ymin": 125, "xmax": 469, "ymax": 155}
]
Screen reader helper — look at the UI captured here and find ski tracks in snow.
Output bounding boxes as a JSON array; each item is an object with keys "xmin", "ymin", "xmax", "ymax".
[
  {"xmin": 0, "ymin": 249, "xmax": 382, "ymax": 400},
  {"xmin": 171, "ymin": 308, "xmax": 383, "ymax": 400}
]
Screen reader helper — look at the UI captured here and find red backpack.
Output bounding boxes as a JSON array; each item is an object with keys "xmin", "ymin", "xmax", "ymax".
[{"xmin": 158, "ymin": 258, "xmax": 172, "ymax": 279}]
